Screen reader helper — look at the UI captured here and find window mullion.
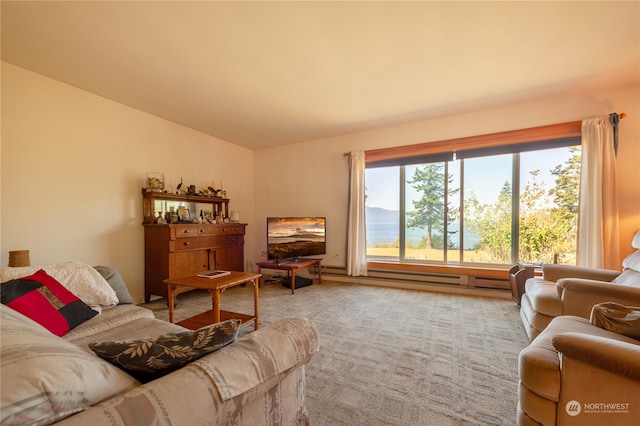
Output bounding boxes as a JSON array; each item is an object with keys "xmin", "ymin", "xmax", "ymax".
[
  {"xmin": 400, "ymin": 166, "xmax": 406, "ymax": 259},
  {"xmin": 459, "ymin": 159, "xmax": 465, "ymax": 263},
  {"xmin": 443, "ymin": 162, "xmax": 449, "ymax": 263},
  {"xmin": 512, "ymin": 153, "xmax": 520, "ymax": 264}
]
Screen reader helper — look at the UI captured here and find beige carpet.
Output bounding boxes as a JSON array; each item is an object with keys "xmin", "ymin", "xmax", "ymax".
[{"xmin": 143, "ymin": 280, "xmax": 530, "ymax": 425}]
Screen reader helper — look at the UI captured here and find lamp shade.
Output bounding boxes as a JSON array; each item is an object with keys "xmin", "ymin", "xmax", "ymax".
[{"xmin": 8, "ymin": 250, "xmax": 30, "ymax": 267}]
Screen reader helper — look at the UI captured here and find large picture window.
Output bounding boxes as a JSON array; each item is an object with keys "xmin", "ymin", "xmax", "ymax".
[{"xmin": 364, "ymin": 124, "xmax": 582, "ymax": 266}]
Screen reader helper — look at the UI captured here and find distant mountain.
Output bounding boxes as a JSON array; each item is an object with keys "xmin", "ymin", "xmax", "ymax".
[{"xmin": 366, "ymin": 206, "xmax": 399, "ymax": 224}]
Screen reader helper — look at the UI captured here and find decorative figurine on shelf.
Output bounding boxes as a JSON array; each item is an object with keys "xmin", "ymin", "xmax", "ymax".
[
  {"xmin": 187, "ymin": 185, "xmax": 196, "ymax": 195},
  {"xmin": 157, "ymin": 213, "xmax": 167, "ymax": 225},
  {"xmin": 176, "ymin": 177, "xmax": 183, "ymax": 194},
  {"xmin": 145, "ymin": 172, "xmax": 165, "ymax": 192}
]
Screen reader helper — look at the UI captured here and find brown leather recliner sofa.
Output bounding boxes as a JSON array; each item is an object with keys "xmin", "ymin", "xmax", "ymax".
[
  {"xmin": 517, "ymin": 231, "xmax": 640, "ymax": 425},
  {"xmin": 518, "ymin": 313, "xmax": 640, "ymax": 425},
  {"xmin": 519, "ymin": 231, "xmax": 640, "ymax": 340}
]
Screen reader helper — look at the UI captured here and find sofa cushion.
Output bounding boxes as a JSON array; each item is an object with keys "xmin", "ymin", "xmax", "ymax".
[
  {"xmin": 89, "ymin": 319, "xmax": 241, "ymax": 382},
  {"xmin": 0, "ymin": 304, "xmax": 139, "ymax": 425},
  {"xmin": 612, "ymin": 269, "xmax": 640, "ymax": 287},
  {"xmin": 93, "ymin": 265, "xmax": 135, "ymax": 304},
  {"xmin": 70, "ymin": 316, "xmax": 188, "ymax": 353},
  {"xmin": 523, "ymin": 278, "xmax": 562, "ymax": 317},
  {"xmin": 621, "ymin": 250, "xmax": 640, "ymax": 272},
  {"xmin": 62, "ymin": 304, "xmax": 155, "ymax": 342},
  {"xmin": 1, "ymin": 269, "xmax": 98, "ymax": 336},
  {"xmin": 1, "ymin": 261, "xmax": 118, "ymax": 309}
]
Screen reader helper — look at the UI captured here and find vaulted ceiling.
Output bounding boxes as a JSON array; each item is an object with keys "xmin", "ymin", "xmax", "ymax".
[{"xmin": 2, "ymin": 1, "xmax": 638, "ymax": 150}]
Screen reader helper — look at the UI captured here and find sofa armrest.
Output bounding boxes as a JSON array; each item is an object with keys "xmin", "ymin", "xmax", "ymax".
[
  {"xmin": 194, "ymin": 316, "xmax": 320, "ymax": 400},
  {"xmin": 557, "ymin": 279, "xmax": 640, "ymax": 318},
  {"xmin": 542, "ymin": 264, "xmax": 620, "ymax": 282},
  {"xmin": 56, "ymin": 317, "xmax": 320, "ymax": 426},
  {"xmin": 552, "ymin": 332, "xmax": 640, "ymax": 381}
]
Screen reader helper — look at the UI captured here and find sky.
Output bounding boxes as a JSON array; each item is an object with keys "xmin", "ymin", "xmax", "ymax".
[{"xmin": 365, "ymin": 148, "xmax": 576, "ymax": 210}]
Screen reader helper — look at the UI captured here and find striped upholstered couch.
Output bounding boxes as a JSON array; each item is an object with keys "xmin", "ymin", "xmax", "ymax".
[{"xmin": 1, "ymin": 262, "xmax": 319, "ymax": 426}]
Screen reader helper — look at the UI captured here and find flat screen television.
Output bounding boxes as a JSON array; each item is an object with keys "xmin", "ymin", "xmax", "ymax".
[{"xmin": 267, "ymin": 217, "xmax": 326, "ymax": 261}]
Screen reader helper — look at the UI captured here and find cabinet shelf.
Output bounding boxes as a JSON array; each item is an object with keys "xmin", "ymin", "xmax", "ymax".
[{"xmin": 142, "ymin": 188, "xmax": 229, "ymax": 224}]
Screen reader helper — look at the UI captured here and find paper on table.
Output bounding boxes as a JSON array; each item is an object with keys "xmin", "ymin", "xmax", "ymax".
[{"xmin": 197, "ymin": 270, "xmax": 231, "ymax": 279}]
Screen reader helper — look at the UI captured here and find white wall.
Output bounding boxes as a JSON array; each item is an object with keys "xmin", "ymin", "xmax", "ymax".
[
  {"xmin": 1, "ymin": 63, "xmax": 257, "ymax": 302},
  {"xmin": 2, "ymin": 61, "xmax": 638, "ymax": 302},
  {"xmin": 254, "ymin": 82, "xmax": 640, "ymax": 267}
]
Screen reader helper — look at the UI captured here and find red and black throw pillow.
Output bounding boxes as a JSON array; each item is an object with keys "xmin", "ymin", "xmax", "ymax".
[{"xmin": 1, "ymin": 269, "xmax": 98, "ymax": 336}]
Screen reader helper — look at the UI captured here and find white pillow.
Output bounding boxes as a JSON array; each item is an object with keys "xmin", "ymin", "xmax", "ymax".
[
  {"xmin": 612, "ymin": 269, "xmax": 640, "ymax": 288},
  {"xmin": 0, "ymin": 304, "xmax": 138, "ymax": 425},
  {"xmin": 632, "ymin": 230, "xmax": 640, "ymax": 249},
  {"xmin": 622, "ymin": 250, "xmax": 640, "ymax": 272},
  {"xmin": 1, "ymin": 261, "xmax": 118, "ymax": 310}
]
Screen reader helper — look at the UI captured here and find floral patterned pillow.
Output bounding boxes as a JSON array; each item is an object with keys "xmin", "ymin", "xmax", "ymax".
[{"xmin": 89, "ymin": 319, "xmax": 241, "ymax": 382}]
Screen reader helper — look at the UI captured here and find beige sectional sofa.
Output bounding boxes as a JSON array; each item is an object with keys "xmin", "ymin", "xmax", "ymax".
[{"xmin": 1, "ymin": 263, "xmax": 320, "ymax": 425}]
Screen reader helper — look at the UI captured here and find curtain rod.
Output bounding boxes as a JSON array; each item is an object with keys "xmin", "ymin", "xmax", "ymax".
[
  {"xmin": 611, "ymin": 112, "xmax": 626, "ymax": 156},
  {"xmin": 343, "ymin": 113, "xmax": 627, "ymax": 157}
]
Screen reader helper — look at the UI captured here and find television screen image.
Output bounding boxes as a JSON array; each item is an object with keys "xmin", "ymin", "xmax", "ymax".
[{"xmin": 267, "ymin": 217, "xmax": 326, "ymax": 260}]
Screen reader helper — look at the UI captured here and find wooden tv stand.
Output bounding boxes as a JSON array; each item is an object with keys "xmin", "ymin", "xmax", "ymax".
[{"xmin": 256, "ymin": 258, "xmax": 322, "ymax": 294}]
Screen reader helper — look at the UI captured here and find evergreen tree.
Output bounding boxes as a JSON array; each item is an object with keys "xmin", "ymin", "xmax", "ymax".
[
  {"xmin": 406, "ymin": 163, "xmax": 455, "ymax": 250},
  {"xmin": 550, "ymin": 147, "xmax": 581, "ymax": 215}
]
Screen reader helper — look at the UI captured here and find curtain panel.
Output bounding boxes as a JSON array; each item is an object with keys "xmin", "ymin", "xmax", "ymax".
[
  {"xmin": 346, "ymin": 152, "xmax": 368, "ymax": 276},
  {"xmin": 578, "ymin": 117, "xmax": 619, "ymax": 269}
]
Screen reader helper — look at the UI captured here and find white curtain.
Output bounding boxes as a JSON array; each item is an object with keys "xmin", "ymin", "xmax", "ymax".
[
  {"xmin": 577, "ymin": 117, "xmax": 619, "ymax": 269},
  {"xmin": 347, "ymin": 152, "xmax": 368, "ymax": 276}
]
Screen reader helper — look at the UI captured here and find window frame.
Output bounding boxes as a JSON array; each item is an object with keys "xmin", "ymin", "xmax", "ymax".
[
  {"xmin": 364, "ymin": 121, "xmax": 582, "ymax": 268},
  {"xmin": 365, "ymin": 121, "xmax": 581, "ymax": 166}
]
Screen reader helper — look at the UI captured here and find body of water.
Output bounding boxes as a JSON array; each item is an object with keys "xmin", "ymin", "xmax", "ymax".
[{"xmin": 366, "ymin": 223, "xmax": 480, "ymax": 250}]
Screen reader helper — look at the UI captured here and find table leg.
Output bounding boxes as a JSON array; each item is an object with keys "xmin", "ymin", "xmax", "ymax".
[
  {"xmin": 290, "ymin": 270, "xmax": 296, "ymax": 294},
  {"xmin": 212, "ymin": 290, "xmax": 221, "ymax": 323},
  {"xmin": 168, "ymin": 284, "xmax": 175, "ymax": 323},
  {"xmin": 317, "ymin": 260, "xmax": 322, "ymax": 284},
  {"xmin": 257, "ymin": 266, "xmax": 262, "ymax": 287},
  {"xmin": 253, "ymin": 277, "xmax": 259, "ymax": 330}
]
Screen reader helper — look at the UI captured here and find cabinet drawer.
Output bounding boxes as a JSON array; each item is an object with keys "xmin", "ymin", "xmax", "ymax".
[
  {"xmin": 171, "ymin": 225, "xmax": 200, "ymax": 237},
  {"xmin": 170, "ymin": 224, "xmax": 245, "ymax": 238},
  {"xmin": 204, "ymin": 225, "xmax": 246, "ymax": 236},
  {"xmin": 172, "ymin": 235, "xmax": 243, "ymax": 251}
]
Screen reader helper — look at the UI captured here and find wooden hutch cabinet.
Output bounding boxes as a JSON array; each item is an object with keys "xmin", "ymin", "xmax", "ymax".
[{"xmin": 142, "ymin": 189, "xmax": 246, "ymax": 302}]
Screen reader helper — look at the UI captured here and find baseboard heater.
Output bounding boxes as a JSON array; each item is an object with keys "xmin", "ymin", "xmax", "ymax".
[
  {"xmin": 321, "ymin": 265, "xmax": 465, "ymax": 287},
  {"xmin": 321, "ymin": 265, "xmax": 509, "ymax": 291}
]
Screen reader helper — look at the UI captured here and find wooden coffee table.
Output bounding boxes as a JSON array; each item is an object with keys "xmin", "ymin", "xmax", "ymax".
[{"xmin": 164, "ymin": 271, "xmax": 261, "ymax": 330}]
